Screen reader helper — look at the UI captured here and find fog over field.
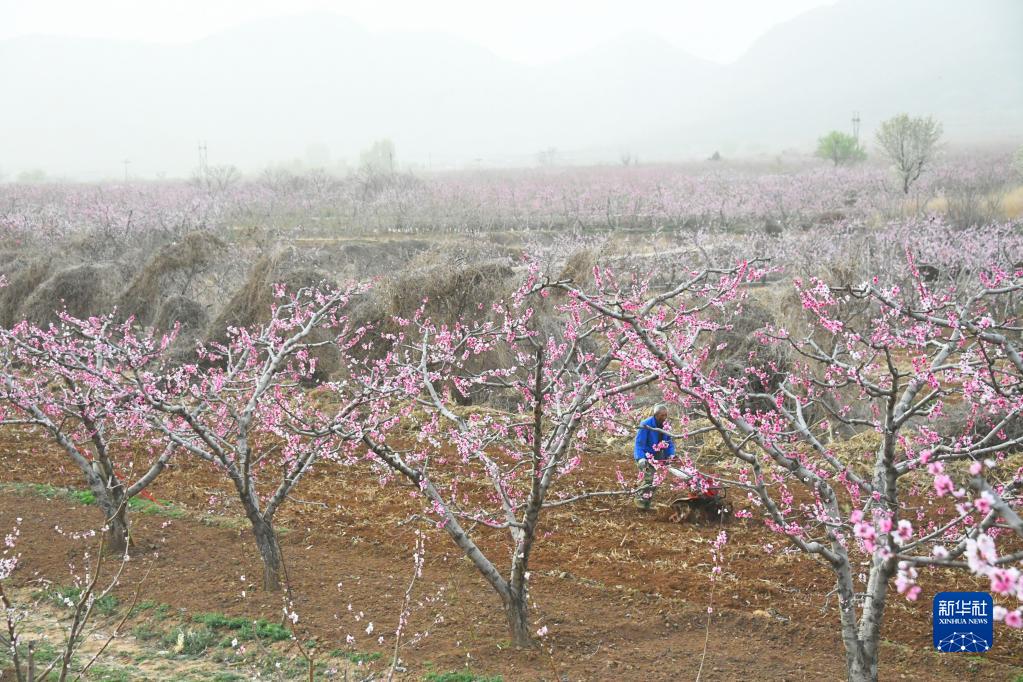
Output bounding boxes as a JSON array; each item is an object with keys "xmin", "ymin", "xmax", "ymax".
[{"xmin": 1, "ymin": 0, "xmax": 1021, "ymax": 179}]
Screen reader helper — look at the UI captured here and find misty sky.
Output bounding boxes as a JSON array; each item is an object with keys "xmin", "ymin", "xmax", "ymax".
[
  {"xmin": 0, "ymin": 0, "xmax": 835, "ymax": 64},
  {"xmin": 2, "ymin": 0, "xmax": 1019, "ymax": 180}
]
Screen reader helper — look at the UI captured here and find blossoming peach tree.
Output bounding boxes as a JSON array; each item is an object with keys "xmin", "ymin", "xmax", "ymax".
[
  {"xmin": 0, "ymin": 314, "xmax": 176, "ymax": 554},
  {"xmin": 327, "ymin": 263, "xmax": 755, "ymax": 647},
  {"xmin": 88, "ymin": 282, "xmax": 372, "ymax": 591},
  {"xmin": 550, "ymin": 256, "xmax": 1022, "ymax": 682}
]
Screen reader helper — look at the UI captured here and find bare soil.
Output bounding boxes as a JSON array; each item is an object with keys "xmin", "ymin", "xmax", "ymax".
[{"xmin": 1, "ymin": 430, "xmax": 1021, "ymax": 681}]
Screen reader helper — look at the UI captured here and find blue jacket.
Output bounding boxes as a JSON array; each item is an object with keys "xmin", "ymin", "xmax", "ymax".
[{"xmin": 634, "ymin": 415, "xmax": 675, "ymax": 461}]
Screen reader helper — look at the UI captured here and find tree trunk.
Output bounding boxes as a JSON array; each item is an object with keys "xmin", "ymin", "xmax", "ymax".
[
  {"xmin": 250, "ymin": 516, "xmax": 284, "ymax": 592},
  {"xmin": 832, "ymin": 554, "xmax": 879, "ymax": 682},
  {"xmin": 104, "ymin": 503, "xmax": 131, "ymax": 556},
  {"xmin": 844, "ymin": 645, "xmax": 877, "ymax": 682},
  {"xmin": 502, "ymin": 589, "xmax": 533, "ymax": 649},
  {"xmin": 84, "ymin": 462, "xmax": 131, "ymax": 555},
  {"xmin": 94, "ymin": 489, "xmax": 131, "ymax": 556}
]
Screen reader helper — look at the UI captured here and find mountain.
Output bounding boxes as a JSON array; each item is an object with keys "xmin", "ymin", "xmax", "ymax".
[
  {"xmin": 0, "ymin": 1, "xmax": 1020, "ymax": 179},
  {"xmin": 712, "ymin": 0, "xmax": 1023, "ymax": 145}
]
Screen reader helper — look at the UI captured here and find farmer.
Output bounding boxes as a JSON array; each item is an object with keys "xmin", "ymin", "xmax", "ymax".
[{"xmin": 633, "ymin": 404, "xmax": 675, "ymax": 510}]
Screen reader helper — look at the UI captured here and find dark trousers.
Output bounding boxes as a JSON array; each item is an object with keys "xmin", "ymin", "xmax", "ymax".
[{"xmin": 635, "ymin": 459, "xmax": 657, "ymax": 508}]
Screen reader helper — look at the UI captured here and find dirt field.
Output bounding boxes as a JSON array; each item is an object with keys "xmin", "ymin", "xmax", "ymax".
[{"xmin": 2, "ymin": 432, "xmax": 1022, "ymax": 681}]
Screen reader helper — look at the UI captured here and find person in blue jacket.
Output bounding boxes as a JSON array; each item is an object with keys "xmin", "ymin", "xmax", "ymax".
[{"xmin": 634, "ymin": 404, "xmax": 675, "ymax": 510}]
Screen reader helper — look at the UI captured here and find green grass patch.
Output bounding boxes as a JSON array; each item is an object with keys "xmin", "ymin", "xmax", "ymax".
[
  {"xmin": 69, "ymin": 489, "xmax": 97, "ymax": 505},
  {"xmin": 191, "ymin": 612, "xmax": 291, "ymax": 642},
  {"xmin": 207, "ymin": 673, "xmax": 248, "ymax": 682},
  {"xmin": 3, "ymin": 481, "xmax": 74, "ymax": 501},
  {"xmin": 85, "ymin": 663, "xmax": 134, "ymax": 681},
  {"xmin": 424, "ymin": 673, "xmax": 503, "ymax": 682},
  {"xmin": 0, "ymin": 640, "xmax": 61, "ymax": 669},
  {"xmin": 39, "ymin": 585, "xmax": 119, "ymax": 616},
  {"xmin": 127, "ymin": 496, "xmax": 186, "ymax": 518},
  {"xmin": 254, "ymin": 653, "xmax": 308, "ymax": 679},
  {"xmin": 162, "ymin": 626, "xmax": 218, "ymax": 656},
  {"xmin": 132, "ymin": 623, "xmax": 163, "ymax": 642},
  {"xmin": 0, "ymin": 483, "xmax": 184, "ymax": 518}
]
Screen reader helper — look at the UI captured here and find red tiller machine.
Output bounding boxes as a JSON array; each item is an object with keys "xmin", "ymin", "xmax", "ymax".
[{"xmin": 664, "ymin": 465, "xmax": 732, "ymax": 524}]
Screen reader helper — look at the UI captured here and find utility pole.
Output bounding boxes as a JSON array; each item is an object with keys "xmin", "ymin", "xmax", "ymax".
[
  {"xmin": 852, "ymin": 111, "xmax": 861, "ymax": 142},
  {"xmin": 122, "ymin": 158, "xmax": 131, "ymax": 183},
  {"xmin": 197, "ymin": 141, "xmax": 208, "ymax": 174}
]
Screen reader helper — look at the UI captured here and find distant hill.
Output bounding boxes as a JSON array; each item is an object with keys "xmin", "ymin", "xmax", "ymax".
[
  {"xmin": 1, "ymin": 0, "xmax": 1020, "ymax": 178},
  {"xmin": 707, "ymin": 0, "xmax": 1023, "ymax": 147}
]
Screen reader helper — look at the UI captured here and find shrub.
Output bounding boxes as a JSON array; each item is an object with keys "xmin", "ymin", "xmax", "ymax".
[
  {"xmin": 163, "ymin": 626, "xmax": 218, "ymax": 656},
  {"xmin": 816, "ymin": 131, "xmax": 866, "ymax": 166}
]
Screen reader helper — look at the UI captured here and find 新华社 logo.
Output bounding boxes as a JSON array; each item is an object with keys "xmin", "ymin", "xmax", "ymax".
[{"xmin": 933, "ymin": 592, "xmax": 993, "ymax": 653}]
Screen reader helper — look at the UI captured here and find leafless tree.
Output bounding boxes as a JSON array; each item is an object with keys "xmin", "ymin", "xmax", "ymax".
[{"xmin": 875, "ymin": 114, "xmax": 942, "ymax": 194}]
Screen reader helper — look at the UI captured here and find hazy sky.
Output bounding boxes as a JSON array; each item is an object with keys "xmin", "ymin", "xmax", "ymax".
[
  {"xmin": 0, "ymin": 0, "xmax": 835, "ymax": 64},
  {"xmin": 3, "ymin": 0, "xmax": 1017, "ymax": 179}
]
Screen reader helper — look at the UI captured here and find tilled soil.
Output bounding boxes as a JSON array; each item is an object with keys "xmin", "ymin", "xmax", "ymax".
[{"xmin": 1, "ymin": 432, "xmax": 1021, "ymax": 681}]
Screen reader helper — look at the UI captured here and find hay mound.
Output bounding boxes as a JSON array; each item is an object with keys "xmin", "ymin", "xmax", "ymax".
[
  {"xmin": 332, "ymin": 239, "xmax": 431, "ymax": 278},
  {"xmin": 350, "ymin": 257, "xmax": 517, "ymax": 403},
  {"xmin": 118, "ymin": 231, "xmax": 226, "ymax": 325},
  {"xmin": 558, "ymin": 248, "xmax": 599, "ymax": 285},
  {"xmin": 19, "ymin": 263, "xmax": 125, "ymax": 325},
  {"xmin": 207, "ymin": 252, "xmax": 340, "ymax": 381},
  {"xmin": 210, "ymin": 254, "xmax": 334, "ymax": 338},
  {"xmin": 154, "ymin": 295, "xmax": 209, "ymax": 364},
  {"xmin": 0, "ymin": 257, "xmax": 55, "ymax": 326},
  {"xmin": 155, "ymin": 295, "xmax": 209, "ymax": 334},
  {"xmin": 708, "ymin": 299, "xmax": 790, "ymax": 396},
  {"xmin": 366, "ymin": 258, "xmax": 515, "ymax": 324}
]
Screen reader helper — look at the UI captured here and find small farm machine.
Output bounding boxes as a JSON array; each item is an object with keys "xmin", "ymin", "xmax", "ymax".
[{"xmin": 663, "ymin": 465, "xmax": 732, "ymax": 524}]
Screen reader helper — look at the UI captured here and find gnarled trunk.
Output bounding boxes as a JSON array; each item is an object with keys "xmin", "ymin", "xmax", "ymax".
[
  {"xmin": 838, "ymin": 606, "xmax": 879, "ymax": 682},
  {"xmin": 249, "ymin": 515, "xmax": 284, "ymax": 592},
  {"xmin": 102, "ymin": 502, "xmax": 131, "ymax": 556},
  {"xmin": 501, "ymin": 588, "xmax": 532, "ymax": 649},
  {"xmin": 91, "ymin": 476, "xmax": 131, "ymax": 556},
  {"xmin": 844, "ymin": 645, "xmax": 876, "ymax": 682},
  {"xmin": 835, "ymin": 561, "xmax": 881, "ymax": 682}
]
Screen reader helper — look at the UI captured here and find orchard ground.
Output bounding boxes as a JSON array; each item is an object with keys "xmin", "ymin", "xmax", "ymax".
[{"xmin": 2, "ymin": 428, "xmax": 1021, "ymax": 681}]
